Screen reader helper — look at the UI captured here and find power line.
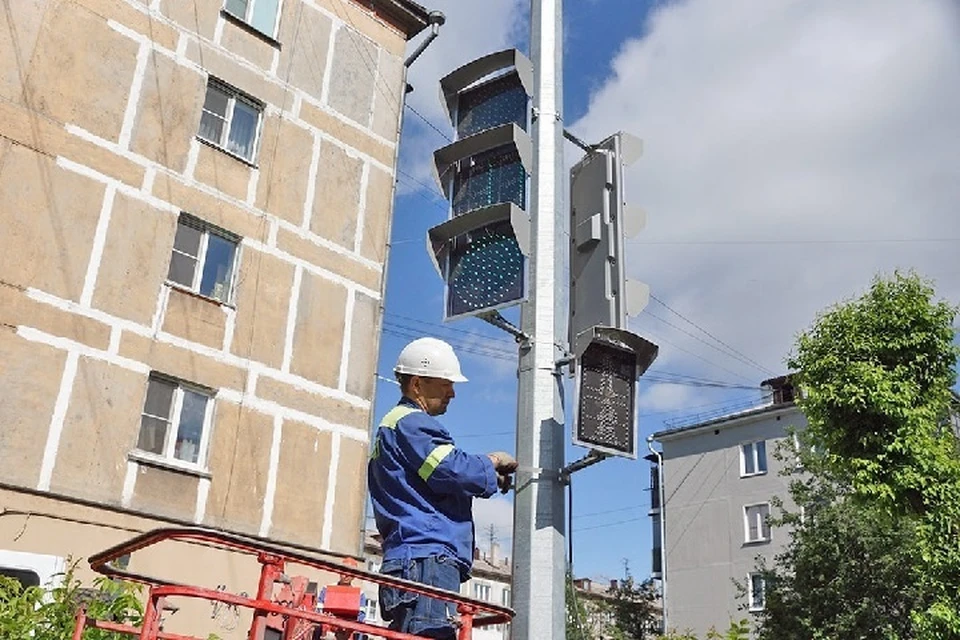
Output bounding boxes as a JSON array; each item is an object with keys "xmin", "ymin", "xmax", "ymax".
[
  {"xmin": 649, "ymin": 295, "xmax": 776, "ymax": 377},
  {"xmin": 405, "ymin": 104, "xmax": 454, "ymax": 143}
]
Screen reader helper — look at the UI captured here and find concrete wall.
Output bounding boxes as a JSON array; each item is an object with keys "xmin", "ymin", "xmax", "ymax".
[
  {"xmin": 659, "ymin": 406, "xmax": 807, "ymax": 636},
  {"xmin": 0, "ymin": 0, "xmax": 414, "ymax": 634}
]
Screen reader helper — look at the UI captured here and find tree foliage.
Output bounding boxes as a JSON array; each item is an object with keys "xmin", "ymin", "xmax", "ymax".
[
  {"xmin": 0, "ymin": 559, "xmax": 143, "ymax": 639},
  {"xmin": 757, "ymin": 271, "xmax": 960, "ymax": 639}
]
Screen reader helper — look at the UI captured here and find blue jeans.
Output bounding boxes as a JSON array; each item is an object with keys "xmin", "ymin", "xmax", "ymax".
[{"xmin": 379, "ymin": 555, "xmax": 461, "ymax": 639}]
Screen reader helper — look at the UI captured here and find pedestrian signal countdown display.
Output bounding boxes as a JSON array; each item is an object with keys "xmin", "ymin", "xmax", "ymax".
[{"xmin": 575, "ymin": 340, "xmax": 637, "ymax": 456}]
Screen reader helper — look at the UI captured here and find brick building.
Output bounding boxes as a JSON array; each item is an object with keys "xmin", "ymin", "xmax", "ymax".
[{"xmin": 0, "ymin": 0, "xmax": 431, "ymax": 636}]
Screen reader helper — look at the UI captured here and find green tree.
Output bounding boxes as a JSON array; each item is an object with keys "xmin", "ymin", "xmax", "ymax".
[
  {"xmin": 0, "ymin": 559, "xmax": 143, "ymax": 639},
  {"xmin": 757, "ymin": 271, "xmax": 960, "ymax": 639},
  {"xmin": 607, "ymin": 569, "xmax": 660, "ymax": 640}
]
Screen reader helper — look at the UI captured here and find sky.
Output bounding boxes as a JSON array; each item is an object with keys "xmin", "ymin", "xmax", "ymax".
[{"xmin": 369, "ymin": 0, "xmax": 960, "ymax": 583}]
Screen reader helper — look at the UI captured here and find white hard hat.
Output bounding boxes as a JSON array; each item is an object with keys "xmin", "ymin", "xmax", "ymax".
[{"xmin": 394, "ymin": 337, "xmax": 468, "ymax": 383}]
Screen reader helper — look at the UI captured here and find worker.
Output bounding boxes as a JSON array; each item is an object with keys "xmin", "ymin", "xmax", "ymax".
[{"xmin": 368, "ymin": 337, "xmax": 517, "ymax": 639}]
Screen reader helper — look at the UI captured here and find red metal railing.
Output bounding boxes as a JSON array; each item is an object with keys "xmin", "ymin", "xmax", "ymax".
[{"xmin": 72, "ymin": 527, "xmax": 514, "ymax": 640}]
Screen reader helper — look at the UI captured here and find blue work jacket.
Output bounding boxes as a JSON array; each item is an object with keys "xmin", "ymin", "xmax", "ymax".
[{"xmin": 368, "ymin": 398, "xmax": 498, "ymax": 579}]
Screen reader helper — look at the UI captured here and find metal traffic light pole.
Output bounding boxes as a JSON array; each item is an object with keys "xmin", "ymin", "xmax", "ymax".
[{"xmin": 511, "ymin": 0, "xmax": 567, "ymax": 637}]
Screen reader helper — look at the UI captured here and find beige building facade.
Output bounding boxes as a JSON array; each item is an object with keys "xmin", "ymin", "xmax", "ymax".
[{"xmin": 0, "ymin": 0, "xmax": 431, "ymax": 636}]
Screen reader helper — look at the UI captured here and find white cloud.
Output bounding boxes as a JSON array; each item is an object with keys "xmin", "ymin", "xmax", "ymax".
[{"xmin": 571, "ymin": 0, "xmax": 960, "ymax": 382}]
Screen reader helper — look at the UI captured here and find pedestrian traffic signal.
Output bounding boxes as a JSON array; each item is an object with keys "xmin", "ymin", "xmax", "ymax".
[
  {"xmin": 568, "ymin": 133, "xmax": 658, "ymax": 459},
  {"xmin": 426, "ymin": 50, "xmax": 534, "ymax": 321},
  {"xmin": 568, "ymin": 132, "xmax": 649, "ymax": 353},
  {"xmin": 573, "ymin": 327, "xmax": 658, "ymax": 458}
]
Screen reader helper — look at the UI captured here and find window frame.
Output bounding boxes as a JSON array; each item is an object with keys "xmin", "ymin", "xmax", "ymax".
[
  {"xmin": 747, "ymin": 572, "xmax": 765, "ymax": 611},
  {"xmin": 472, "ymin": 582, "xmax": 492, "ymax": 602},
  {"xmin": 739, "ymin": 440, "xmax": 768, "ymax": 477},
  {"xmin": 166, "ymin": 213, "xmax": 241, "ymax": 306},
  {"xmin": 222, "ymin": 0, "xmax": 283, "ymax": 39},
  {"xmin": 198, "ymin": 78, "xmax": 265, "ymax": 164},
  {"xmin": 135, "ymin": 374, "xmax": 216, "ymax": 472},
  {"xmin": 743, "ymin": 502, "xmax": 772, "ymax": 544}
]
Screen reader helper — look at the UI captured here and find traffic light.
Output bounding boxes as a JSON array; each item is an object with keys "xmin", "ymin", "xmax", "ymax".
[
  {"xmin": 426, "ymin": 50, "xmax": 534, "ymax": 321},
  {"xmin": 569, "ymin": 132, "xmax": 658, "ymax": 459}
]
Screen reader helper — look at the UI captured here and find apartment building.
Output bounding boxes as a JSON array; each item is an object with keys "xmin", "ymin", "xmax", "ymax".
[
  {"xmin": 0, "ymin": 0, "xmax": 431, "ymax": 636},
  {"xmin": 362, "ymin": 533, "xmax": 513, "ymax": 640},
  {"xmin": 649, "ymin": 377, "xmax": 806, "ymax": 637}
]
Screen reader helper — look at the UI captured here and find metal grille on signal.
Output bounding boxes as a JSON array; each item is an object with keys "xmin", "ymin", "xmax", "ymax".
[{"xmin": 576, "ymin": 341, "xmax": 636, "ymax": 455}]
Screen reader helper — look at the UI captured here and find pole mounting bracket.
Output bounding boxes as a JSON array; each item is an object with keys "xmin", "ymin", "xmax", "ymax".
[{"xmin": 479, "ymin": 310, "xmax": 530, "ymax": 343}]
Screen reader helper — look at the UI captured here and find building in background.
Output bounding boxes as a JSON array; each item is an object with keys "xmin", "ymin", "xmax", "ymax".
[
  {"xmin": 649, "ymin": 376, "xmax": 806, "ymax": 637},
  {"xmin": 0, "ymin": 0, "xmax": 431, "ymax": 636}
]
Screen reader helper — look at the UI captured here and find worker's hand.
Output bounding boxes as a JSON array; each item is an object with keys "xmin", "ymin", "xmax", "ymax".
[
  {"xmin": 488, "ymin": 451, "xmax": 518, "ymax": 473},
  {"xmin": 497, "ymin": 473, "xmax": 513, "ymax": 494}
]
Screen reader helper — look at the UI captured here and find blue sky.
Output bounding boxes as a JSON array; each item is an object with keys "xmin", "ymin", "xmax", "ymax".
[{"xmin": 369, "ymin": 0, "xmax": 960, "ymax": 583}]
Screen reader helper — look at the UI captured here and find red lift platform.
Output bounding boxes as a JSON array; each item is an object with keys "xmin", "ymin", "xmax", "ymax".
[{"xmin": 71, "ymin": 527, "xmax": 514, "ymax": 640}]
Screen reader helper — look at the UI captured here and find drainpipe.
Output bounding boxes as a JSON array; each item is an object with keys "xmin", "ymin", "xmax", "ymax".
[
  {"xmin": 404, "ymin": 12, "xmax": 446, "ymax": 69},
  {"xmin": 356, "ymin": 10, "xmax": 445, "ymax": 553},
  {"xmin": 647, "ymin": 434, "xmax": 667, "ymax": 633}
]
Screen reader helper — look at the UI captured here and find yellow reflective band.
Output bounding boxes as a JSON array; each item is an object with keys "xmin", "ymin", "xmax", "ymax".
[
  {"xmin": 418, "ymin": 444, "xmax": 454, "ymax": 482},
  {"xmin": 380, "ymin": 405, "xmax": 420, "ymax": 429}
]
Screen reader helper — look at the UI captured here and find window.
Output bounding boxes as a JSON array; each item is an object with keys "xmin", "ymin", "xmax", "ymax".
[
  {"xmin": 198, "ymin": 79, "xmax": 263, "ymax": 162},
  {"xmin": 472, "ymin": 582, "xmax": 491, "ymax": 601},
  {"xmin": 748, "ymin": 573, "xmax": 765, "ymax": 611},
  {"xmin": 744, "ymin": 503, "xmax": 771, "ymax": 543},
  {"xmin": 740, "ymin": 440, "xmax": 767, "ymax": 477},
  {"xmin": 137, "ymin": 375, "xmax": 214, "ymax": 467},
  {"xmin": 364, "ymin": 598, "xmax": 378, "ymax": 622},
  {"xmin": 167, "ymin": 214, "xmax": 239, "ymax": 304},
  {"xmin": 501, "ymin": 588, "xmax": 511, "ymax": 606},
  {"xmin": 224, "ymin": 0, "xmax": 281, "ymax": 37}
]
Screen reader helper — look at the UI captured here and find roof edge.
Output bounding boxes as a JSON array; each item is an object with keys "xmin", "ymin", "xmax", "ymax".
[
  {"xmin": 370, "ymin": 0, "xmax": 432, "ymax": 38},
  {"xmin": 653, "ymin": 402, "xmax": 799, "ymax": 442}
]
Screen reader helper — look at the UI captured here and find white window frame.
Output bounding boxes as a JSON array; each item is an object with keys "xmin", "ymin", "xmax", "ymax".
[
  {"xmin": 135, "ymin": 374, "xmax": 216, "ymax": 472},
  {"xmin": 223, "ymin": 0, "xmax": 283, "ymax": 39},
  {"xmin": 167, "ymin": 214, "xmax": 241, "ymax": 306},
  {"xmin": 472, "ymin": 582, "xmax": 491, "ymax": 601},
  {"xmin": 747, "ymin": 572, "xmax": 765, "ymax": 611},
  {"xmin": 0, "ymin": 550, "xmax": 66, "ymax": 590},
  {"xmin": 740, "ymin": 440, "xmax": 768, "ymax": 477},
  {"xmin": 198, "ymin": 79, "xmax": 264, "ymax": 164},
  {"xmin": 364, "ymin": 597, "xmax": 378, "ymax": 622},
  {"xmin": 743, "ymin": 502, "xmax": 772, "ymax": 543}
]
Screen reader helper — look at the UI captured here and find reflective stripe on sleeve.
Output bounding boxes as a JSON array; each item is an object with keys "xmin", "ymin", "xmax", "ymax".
[
  {"xmin": 379, "ymin": 405, "xmax": 421, "ymax": 429},
  {"xmin": 417, "ymin": 444, "xmax": 454, "ymax": 482}
]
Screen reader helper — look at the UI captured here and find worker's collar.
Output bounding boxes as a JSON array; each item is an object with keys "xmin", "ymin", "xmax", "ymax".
[{"xmin": 399, "ymin": 396, "xmax": 419, "ymax": 408}]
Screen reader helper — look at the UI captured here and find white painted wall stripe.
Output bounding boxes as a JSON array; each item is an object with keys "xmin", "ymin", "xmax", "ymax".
[
  {"xmin": 217, "ymin": 389, "xmax": 368, "ymax": 443},
  {"xmin": 194, "ymin": 477, "xmax": 211, "ymax": 524},
  {"xmin": 337, "ymin": 289, "xmax": 356, "ymax": 392},
  {"xmin": 222, "ymin": 306, "xmax": 237, "ymax": 353},
  {"xmin": 259, "ymin": 415, "xmax": 284, "ymax": 536},
  {"xmin": 18, "ymin": 326, "xmax": 151, "ymax": 376},
  {"xmin": 243, "ymin": 237, "xmax": 380, "ymax": 300},
  {"xmin": 121, "ymin": 461, "xmax": 138, "ymax": 507},
  {"xmin": 281, "ymin": 266, "xmax": 304, "ymax": 373},
  {"xmin": 274, "ymin": 218, "xmax": 382, "ymax": 272},
  {"xmin": 353, "ymin": 162, "xmax": 370, "ymax": 255},
  {"xmin": 118, "ymin": 41, "xmax": 151, "ymax": 150},
  {"xmin": 320, "ymin": 433, "xmax": 342, "ymax": 548},
  {"xmin": 108, "ymin": 327, "xmax": 122, "ymax": 355},
  {"xmin": 79, "ymin": 185, "xmax": 118, "ymax": 308},
  {"xmin": 25, "ymin": 288, "xmax": 372, "ymax": 409},
  {"xmin": 246, "ymin": 168, "xmax": 261, "ymax": 206},
  {"xmin": 301, "ymin": 135, "xmax": 322, "ymax": 229},
  {"xmin": 320, "ymin": 21, "xmax": 339, "ymax": 108},
  {"xmin": 37, "ymin": 352, "xmax": 80, "ymax": 491},
  {"xmin": 183, "ymin": 138, "xmax": 202, "ymax": 181}
]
